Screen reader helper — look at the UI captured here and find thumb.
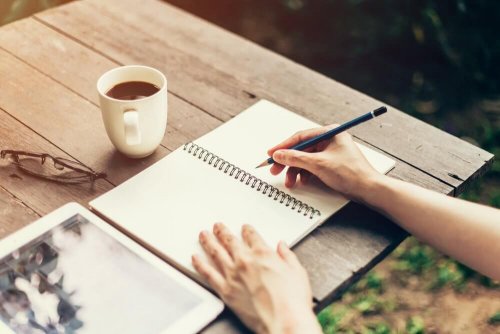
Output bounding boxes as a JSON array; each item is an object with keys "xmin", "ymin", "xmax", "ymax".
[{"xmin": 273, "ymin": 149, "xmax": 318, "ymax": 172}]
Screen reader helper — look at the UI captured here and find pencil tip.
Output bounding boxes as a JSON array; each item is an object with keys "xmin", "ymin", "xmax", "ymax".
[{"xmin": 256, "ymin": 160, "xmax": 269, "ymax": 169}]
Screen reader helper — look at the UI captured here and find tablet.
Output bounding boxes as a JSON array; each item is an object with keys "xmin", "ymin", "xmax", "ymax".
[{"xmin": 0, "ymin": 203, "xmax": 223, "ymax": 334}]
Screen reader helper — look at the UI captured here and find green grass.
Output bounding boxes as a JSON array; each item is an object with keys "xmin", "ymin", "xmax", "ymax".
[
  {"xmin": 406, "ymin": 316, "xmax": 425, "ymax": 334},
  {"xmin": 317, "ymin": 306, "xmax": 347, "ymax": 334},
  {"xmin": 318, "ymin": 237, "xmax": 500, "ymax": 333},
  {"xmin": 363, "ymin": 322, "xmax": 391, "ymax": 334}
]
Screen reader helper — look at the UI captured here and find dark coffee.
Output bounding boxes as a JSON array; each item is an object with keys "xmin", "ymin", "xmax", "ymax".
[{"xmin": 106, "ymin": 81, "xmax": 160, "ymax": 100}]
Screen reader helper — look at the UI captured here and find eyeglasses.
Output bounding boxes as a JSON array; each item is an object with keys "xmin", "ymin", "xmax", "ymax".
[{"xmin": 1, "ymin": 150, "xmax": 106, "ymax": 184}]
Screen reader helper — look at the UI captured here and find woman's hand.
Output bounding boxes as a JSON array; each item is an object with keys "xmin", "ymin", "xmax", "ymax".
[
  {"xmin": 192, "ymin": 223, "xmax": 322, "ymax": 334},
  {"xmin": 268, "ymin": 125, "xmax": 382, "ymax": 201}
]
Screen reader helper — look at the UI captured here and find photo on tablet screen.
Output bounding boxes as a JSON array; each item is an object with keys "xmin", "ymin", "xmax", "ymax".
[{"xmin": 0, "ymin": 214, "xmax": 202, "ymax": 334}]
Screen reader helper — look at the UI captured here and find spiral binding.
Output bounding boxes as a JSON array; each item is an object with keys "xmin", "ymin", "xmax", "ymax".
[{"xmin": 183, "ymin": 143, "xmax": 321, "ymax": 219}]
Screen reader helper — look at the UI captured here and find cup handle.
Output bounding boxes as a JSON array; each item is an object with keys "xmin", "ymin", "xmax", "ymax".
[{"xmin": 123, "ymin": 108, "xmax": 141, "ymax": 145}]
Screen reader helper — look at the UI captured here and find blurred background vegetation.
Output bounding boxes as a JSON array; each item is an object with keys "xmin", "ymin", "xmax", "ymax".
[
  {"xmin": 0, "ymin": 0, "xmax": 70, "ymax": 25},
  {"xmin": 1, "ymin": 0, "xmax": 499, "ymax": 333}
]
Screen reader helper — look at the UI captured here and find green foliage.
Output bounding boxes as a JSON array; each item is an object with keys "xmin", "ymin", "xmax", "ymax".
[
  {"xmin": 431, "ymin": 260, "xmax": 468, "ymax": 291},
  {"xmin": 350, "ymin": 272, "xmax": 385, "ymax": 294},
  {"xmin": 393, "ymin": 242, "xmax": 435, "ymax": 275},
  {"xmin": 489, "ymin": 312, "xmax": 500, "ymax": 325},
  {"xmin": 0, "ymin": 0, "xmax": 72, "ymax": 26},
  {"xmin": 365, "ymin": 273, "xmax": 384, "ymax": 292},
  {"xmin": 351, "ymin": 292, "xmax": 397, "ymax": 315},
  {"xmin": 353, "ymin": 294, "xmax": 382, "ymax": 315},
  {"xmin": 389, "ymin": 238, "xmax": 494, "ymax": 292},
  {"xmin": 406, "ymin": 316, "xmax": 425, "ymax": 334},
  {"xmin": 363, "ymin": 322, "xmax": 392, "ymax": 334},
  {"xmin": 317, "ymin": 306, "xmax": 346, "ymax": 333},
  {"xmin": 490, "ymin": 189, "xmax": 500, "ymax": 208}
]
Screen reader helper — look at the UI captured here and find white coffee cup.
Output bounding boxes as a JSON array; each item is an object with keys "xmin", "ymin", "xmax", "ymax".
[{"xmin": 97, "ymin": 65, "xmax": 167, "ymax": 158}]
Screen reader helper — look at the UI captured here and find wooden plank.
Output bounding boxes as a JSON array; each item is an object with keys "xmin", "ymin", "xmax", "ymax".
[
  {"xmin": 0, "ymin": 185, "xmax": 40, "ymax": 239},
  {"xmin": 35, "ymin": 0, "xmax": 494, "ymax": 193},
  {"xmin": 0, "ymin": 108, "xmax": 112, "ymax": 215},
  {"xmin": 0, "ymin": 18, "xmax": 221, "ymax": 153}
]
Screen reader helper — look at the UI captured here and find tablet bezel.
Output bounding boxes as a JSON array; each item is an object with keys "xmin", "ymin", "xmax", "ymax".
[{"xmin": 0, "ymin": 202, "xmax": 224, "ymax": 334}]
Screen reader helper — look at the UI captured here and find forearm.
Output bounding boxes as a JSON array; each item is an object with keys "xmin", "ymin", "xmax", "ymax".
[{"xmin": 361, "ymin": 175, "xmax": 500, "ymax": 280}]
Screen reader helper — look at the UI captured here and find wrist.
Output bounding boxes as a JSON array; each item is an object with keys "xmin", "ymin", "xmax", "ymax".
[
  {"xmin": 358, "ymin": 172, "xmax": 391, "ymax": 207},
  {"xmin": 267, "ymin": 308, "xmax": 321, "ymax": 334}
]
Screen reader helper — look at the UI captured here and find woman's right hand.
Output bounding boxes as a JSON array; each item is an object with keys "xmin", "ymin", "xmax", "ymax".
[{"xmin": 268, "ymin": 125, "xmax": 383, "ymax": 201}]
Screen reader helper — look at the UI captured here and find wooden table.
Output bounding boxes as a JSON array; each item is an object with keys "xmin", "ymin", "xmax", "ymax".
[{"xmin": 0, "ymin": 0, "xmax": 493, "ymax": 332}]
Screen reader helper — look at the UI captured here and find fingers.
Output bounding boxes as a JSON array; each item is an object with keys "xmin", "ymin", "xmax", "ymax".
[
  {"xmin": 277, "ymin": 241, "xmax": 301, "ymax": 268},
  {"xmin": 241, "ymin": 224, "xmax": 268, "ymax": 250},
  {"xmin": 272, "ymin": 150, "xmax": 319, "ymax": 173},
  {"xmin": 270, "ymin": 162, "xmax": 286, "ymax": 176},
  {"xmin": 192, "ymin": 254, "xmax": 226, "ymax": 292},
  {"xmin": 199, "ymin": 230, "xmax": 233, "ymax": 276},
  {"xmin": 213, "ymin": 223, "xmax": 245, "ymax": 260},
  {"xmin": 270, "ymin": 146, "xmax": 316, "ymax": 176},
  {"xmin": 267, "ymin": 126, "xmax": 335, "ymax": 156},
  {"xmin": 299, "ymin": 170, "xmax": 312, "ymax": 185},
  {"xmin": 285, "ymin": 167, "xmax": 300, "ymax": 188}
]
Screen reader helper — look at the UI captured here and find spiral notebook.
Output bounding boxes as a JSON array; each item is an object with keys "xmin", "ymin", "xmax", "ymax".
[{"xmin": 90, "ymin": 100, "xmax": 395, "ymax": 279}]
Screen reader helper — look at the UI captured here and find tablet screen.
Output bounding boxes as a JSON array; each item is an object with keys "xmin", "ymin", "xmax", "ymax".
[{"xmin": 0, "ymin": 214, "xmax": 202, "ymax": 334}]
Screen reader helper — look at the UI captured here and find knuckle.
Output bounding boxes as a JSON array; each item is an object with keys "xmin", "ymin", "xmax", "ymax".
[
  {"xmin": 219, "ymin": 283, "xmax": 232, "ymax": 298},
  {"xmin": 209, "ymin": 248, "xmax": 218, "ymax": 258},
  {"xmin": 315, "ymin": 157, "xmax": 328, "ymax": 170},
  {"xmin": 293, "ymin": 131, "xmax": 309, "ymax": 143},
  {"xmin": 235, "ymin": 255, "xmax": 250, "ymax": 271},
  {"xmin": 253, "ymin": 247, "xmax": 270, "ymax": 257}
]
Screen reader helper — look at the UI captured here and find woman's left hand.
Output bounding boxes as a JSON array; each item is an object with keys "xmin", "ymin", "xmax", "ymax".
[{"xmin": 192, "ymin": 223, "xmax": 322, "ymax": 334}]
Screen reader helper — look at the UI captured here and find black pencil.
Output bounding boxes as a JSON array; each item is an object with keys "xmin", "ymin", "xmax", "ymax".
[{"xmin": 256, "ymin": 106, "xmax": 387, "ymax": 168}]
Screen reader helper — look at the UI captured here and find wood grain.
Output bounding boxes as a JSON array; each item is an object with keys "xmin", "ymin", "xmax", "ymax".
[
  {"xmin": 0, "ymin": 18, "xmax": 221, "ymax": 153},
  {"xmin": 0, "ymin": 46, "xmax": 170, "ymax": 186},
  {"xmin": 36, "ymin": 0, "xmax": 494, "ymax": 193},
  {"xmin": 0, "ymin": 185, "xmax": 40, "ymax": 239},
  {"xmin": 0, "ymin": 108, "xmax": 112, "ymax": 215}
]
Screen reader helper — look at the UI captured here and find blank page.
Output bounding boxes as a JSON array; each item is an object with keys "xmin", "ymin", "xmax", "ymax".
[{"xmin": 90, "ymin": 100, "xmax": 395, "ymax": 277}]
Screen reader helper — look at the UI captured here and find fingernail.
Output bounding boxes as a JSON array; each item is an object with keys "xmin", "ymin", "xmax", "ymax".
[{"xmin": 214, "ymin": 223, "xmax": 222, "ymax": 234}]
